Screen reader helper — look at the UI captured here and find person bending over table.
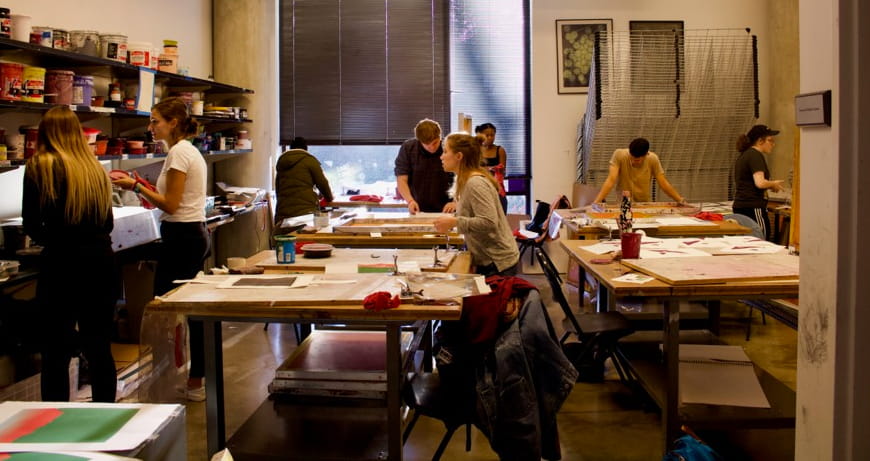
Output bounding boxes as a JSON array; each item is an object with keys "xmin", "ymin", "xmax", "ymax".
[
  {"xmin": 394, "ymin": 118, "xmax": 455, "ymax": 214},
  {"xmin": 732, "ymin": 124, "xmax": 785, "ymax": 240},
  {"xmin": 274, "ymin": 136, "xmax": 333, "ymax": 229},
  {"xmin": 592, "ymin": 137, "xmax": 688, "ymax": 205},
  {"xmin": 23, "ymin": 106, "xmax": 118, "ymax": 403},
  {"xmin": 434, "ymin": 132, "xmax": 519, "ymax": 277}
]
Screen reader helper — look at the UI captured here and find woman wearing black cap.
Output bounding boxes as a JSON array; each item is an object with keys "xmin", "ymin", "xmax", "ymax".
[{"xmin": 733, "ymin": 124, "xmax": 785, "ymax": 240}]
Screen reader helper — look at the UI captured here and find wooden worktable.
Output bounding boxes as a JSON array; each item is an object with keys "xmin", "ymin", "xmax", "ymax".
[
  {"xmin": 247, "ymin": 248, "xmax": 472, "ymax": 274},
  {"xmin": 559, "ymin": 239, "xmax": 799, "ymax": 452}
]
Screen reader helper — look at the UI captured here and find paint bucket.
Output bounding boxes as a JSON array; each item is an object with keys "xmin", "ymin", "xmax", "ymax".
[
  {"xmin": 69, "ymin": 30, "xmax": 100, "ymax": 57},
  {"xmin": 127, "ymin": 41, "xmax": 151, "ymax": 67},
  {"xmin": 52, "ymin": 28, "xmax": 70, "ymax": 50},
  {"xmin": 10, "ymin": 14, "xmax": 31, "ymax": 42},
  {"xmin": 30, "ymin": 26, "xmax": 52, "ymax": 47},
  {"xmin": 274, "ymin": 235, "xmax": 296, "ymax": 264},
  {"xmin": 45, "ymin": 69, "xmax": 74, "ymax": 104},
  {"xmin": 0, "ymin": 62, "xmax": 24, "ymax": 101},
  {"xmin": 21, "ymin": 66, "xmax": 45, "ymax": 103},
  {"xmin": 21, "ymin": 126, "xmax": 38, "ymax": 159},
  {"xmin": 100, "ymin": 33, "xmax": 127, "ymax": 62},
  {"xmin": 72, "ymin": 75, "xmax": 93, "ymax": 106}
]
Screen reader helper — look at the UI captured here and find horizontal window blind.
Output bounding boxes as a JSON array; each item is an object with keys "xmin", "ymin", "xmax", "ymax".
[{"xmin": 279, "ymin": 0, "xmax": 449, "ymax": 145}]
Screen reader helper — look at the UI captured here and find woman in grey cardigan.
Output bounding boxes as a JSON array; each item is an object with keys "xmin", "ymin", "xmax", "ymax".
[{"xmin": 434, "ymin": 132, "xmax": 519, "ymax": 276}]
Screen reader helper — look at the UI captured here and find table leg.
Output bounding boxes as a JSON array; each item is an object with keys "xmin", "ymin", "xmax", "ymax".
[
  {"xmin": 662, "ymin": 299, "xmax": 681, "ymax": 452},
  {"xmin": 203, "ymin": 319, "xmax": 225, "ymax": 457},
  {"xmin": 422, "ymin": 321, "xmax": 433, "ymax": 372},
  {"xmin": 386, "ymin": 324, "xmax": 403, "ymax": 460},
  {"xmin": 596, "ymin": 281, "xmax": 609, "ymax": 313}
]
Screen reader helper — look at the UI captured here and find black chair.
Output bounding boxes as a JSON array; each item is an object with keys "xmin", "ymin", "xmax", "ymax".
[
  {"xmin": 534, "ymin": 247, "xmax": 635, "ymax": 383},
  {"xmin": 402, "ymin": 372, "xmax": 473, "ymax": 461}
]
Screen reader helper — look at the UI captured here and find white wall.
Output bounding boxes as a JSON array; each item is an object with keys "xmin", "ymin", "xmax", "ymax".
[
  {"xmin": 0, "ymin": 0, "xmax": 212, "ymax": 220},
  {"xmin": 531, "ymin": 0, "xmax": 771, "ymax": 203}
]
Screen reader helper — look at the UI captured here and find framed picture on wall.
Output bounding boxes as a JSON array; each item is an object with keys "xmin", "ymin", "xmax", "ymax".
[
  {"xmin": 556, "ymin": 19, "xmax": 613, "ymax": 94},
  {"xmin": 629, "ymin": 20, "xmax": 685, "ymax": 92}
]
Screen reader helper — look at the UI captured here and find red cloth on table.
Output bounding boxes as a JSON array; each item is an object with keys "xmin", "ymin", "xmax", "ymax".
[
  {"xmin": 349, "ymin": 194, "xmax": 383, "ymax": 203},
  {"xmin": 364, "ymin": 291, "xmax": 401, "ymax": 311},
  {"xmin": 693, "ymin": 211, "xmax": 724, "ymax": 221}
]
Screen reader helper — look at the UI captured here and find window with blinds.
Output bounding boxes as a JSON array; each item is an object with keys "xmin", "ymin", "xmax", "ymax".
[{"xmin": 279, "ymin": 0, "xmax": 449, "ymax": 145}]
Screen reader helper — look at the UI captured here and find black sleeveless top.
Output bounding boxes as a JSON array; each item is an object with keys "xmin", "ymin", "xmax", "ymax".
[{"xmin": 482, "ymin": 145, "xmax": 501, "ymax": 166}]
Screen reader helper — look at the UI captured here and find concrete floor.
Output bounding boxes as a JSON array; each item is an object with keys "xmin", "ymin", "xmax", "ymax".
[{"xmin": 179, "ymin": 274, "xmax": 797, "ymax": 461}]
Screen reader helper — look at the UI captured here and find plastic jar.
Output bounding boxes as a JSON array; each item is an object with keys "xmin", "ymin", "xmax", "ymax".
[
  {"xmin": 70, "ymin": 30, "xmax": 100, "ymax": 56},
  {"xmin": 162, "ymin": 39, "xmax": 178, "ymax": 55},
  {"xmin": 127, "ymin": 41, "xmax": 151, "ymax": 67},
  {"xmin": 150, "ymin": 47, "xmax": 160, "ymax": 69},
  {"xmin": 10, "ymin": 14, "xmax": 31, "ymax": 42},
  {"xmin": 21, "ymin": 66, "xmax": 46, "ymax": 103},
  {"xmin": 45, "ymin": 69, "xmax": 74, "ymax": 104},
  {"xmin": 99, "ymin": 34, "xmax": 128, "ymax": 62},
  {"xmin": 158, "ymin": 54, "xmax": 178, "ymax": 73},
  {"xmin": 0, "ymin": 8, "xmax": 10, "ymax": 39},
  {"xmin": 0, "ymin": 62, "xmax": 24, "ymax": 101},
  {"xmin": 72, "ymin": 75, "xmax": 94, "ymax": 106}
]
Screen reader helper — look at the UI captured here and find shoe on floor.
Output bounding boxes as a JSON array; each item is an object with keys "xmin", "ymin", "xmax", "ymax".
[{"xmin": 186, "ymin": 384, "xmax": 206, "ymax": 402}]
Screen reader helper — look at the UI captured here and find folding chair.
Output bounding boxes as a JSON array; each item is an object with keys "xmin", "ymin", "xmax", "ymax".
[
  {"xmin": 516, "ymin": 195, "xmax": 571, "ymax": 280},
  {"xmin": 402, "ymin": 372, "xmax": 474, "ymax": 461},
  {"xmin": 534, "ymin": 247, "xmax": 635, "ymax": 384}
]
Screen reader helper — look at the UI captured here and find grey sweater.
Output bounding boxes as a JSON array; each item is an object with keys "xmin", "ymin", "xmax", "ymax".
[{"xmin": 456, "ymin": 175, "xmax": 519, "ymax": 272}]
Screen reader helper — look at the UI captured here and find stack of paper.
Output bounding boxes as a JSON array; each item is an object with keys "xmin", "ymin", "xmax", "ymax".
[{"xmin": 673, "ymin": 344, "xmax": 770, "ymax": 408}]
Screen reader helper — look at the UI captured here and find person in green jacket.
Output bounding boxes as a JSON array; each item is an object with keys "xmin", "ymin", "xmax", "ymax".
[{"xmin": 274, "ymin": 137, "xmax": 333, "ymax": 231}]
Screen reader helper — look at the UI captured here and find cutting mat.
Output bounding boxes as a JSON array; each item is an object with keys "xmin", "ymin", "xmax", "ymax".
[
  {"xmin": 332, "ymin": 216, "xmax": 438, "ymax": 234},
  {"xmin": 622, "ymin": 254, "xmax": 799, "ymax": 285}
]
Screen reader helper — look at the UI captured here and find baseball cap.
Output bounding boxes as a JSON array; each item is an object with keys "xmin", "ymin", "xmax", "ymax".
[{"xmin": 747, "ymin": 125, "xmax": 780, "ymax": 140}]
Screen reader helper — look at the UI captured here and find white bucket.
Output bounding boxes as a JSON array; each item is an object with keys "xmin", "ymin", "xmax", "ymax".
[
  {"xmin": 128, "ymin": 41, "xmax": 151, "ymax": 67},
  {"xmin": 99, "ymin": 33, "xmax": 128, "ymax": 62},
  {"xmin": 10, "ymin": 14, "xmax": 31, "ymax": 42}
]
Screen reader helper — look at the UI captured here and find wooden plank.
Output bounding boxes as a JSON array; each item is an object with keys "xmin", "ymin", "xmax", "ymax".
[
  {"xmin": 622, "ymin": 254, "xmax": 799, "ymax": 285},
  {"xmin": 248, "ymin": 248, "xmax": 462, "ymax": 273}
]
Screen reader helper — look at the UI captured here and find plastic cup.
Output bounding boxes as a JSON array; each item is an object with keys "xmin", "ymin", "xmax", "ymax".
[{"xmin": 620, "ymin": 232, "xmax": 642, "ymax": 259}]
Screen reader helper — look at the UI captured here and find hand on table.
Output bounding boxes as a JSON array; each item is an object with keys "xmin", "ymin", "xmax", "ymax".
[
  {"xmin": 442, "ymin": 201, "xmax": 457, "ymax": 213},
  {"xmin": 407, "ymin": 200, "xmax": 420, "ymax": 215},
  {"xmin": 433, "ymin": 216, "xmax": 457, "ymax": 233}
]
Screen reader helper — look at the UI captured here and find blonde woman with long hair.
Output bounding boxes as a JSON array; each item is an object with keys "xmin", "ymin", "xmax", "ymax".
[
  {"xmin": 434, "ymin": 132, "xmax": 519, "ymax": 276},
  {"xmin": 22, "ymin": 105, "xmax": 118, "ymax": 402}
]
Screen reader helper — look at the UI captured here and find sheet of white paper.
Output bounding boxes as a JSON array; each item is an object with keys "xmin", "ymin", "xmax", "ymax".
[
  {"xmin": 580, "ymin": 241, "xmax": 622, "ymax": 254},
  {"xmin": 612, "ymin": 273, "xmax": 655, "ymax": 284},
  {"xmin": 325, "ymin": 263, "xmax": 358, "ymax": 274},
  {"xmin": 655, "ymin": 216, "xmax": 717, "ymax": 226},
  {"xmin": 0, "ymin": 402, "xmax": 180, "ymax": 453}
]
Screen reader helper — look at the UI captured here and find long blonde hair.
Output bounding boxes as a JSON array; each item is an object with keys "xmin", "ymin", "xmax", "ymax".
[
  {"xmin": 444, "ymin": 132, "xmax": 500, "ymax": 200},
  {"xmin": 26, "ymin": 105, "xmax": 112, "ymax": 224}
]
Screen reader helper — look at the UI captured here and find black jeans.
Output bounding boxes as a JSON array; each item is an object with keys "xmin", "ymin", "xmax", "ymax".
[
  {"xmin": 476, "ymin": 262, "xmax": 518, "ymax": 278},
  {"xmin": 39, "ymin": 242, "xmax": 119, "ymax": 402},
  {"xmin": 156, "ymin": 221, "xmax": 210, "ymax": 378}
]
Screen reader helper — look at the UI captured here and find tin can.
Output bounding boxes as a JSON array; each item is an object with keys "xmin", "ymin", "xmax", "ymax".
[
  {"xmin": 30, "ymin": 26, "xmax": 52, "ymax": 47},
  {"xmin": 274, "ymin": 235, "xmax": 296, "ymax": 264},
  {"xmin": 0, "ymin": 8, "xmax": 10, "ymax": 39},
  {"xmin": 52, "ymin": 29, "xmax": 70, "ymax": 50}
]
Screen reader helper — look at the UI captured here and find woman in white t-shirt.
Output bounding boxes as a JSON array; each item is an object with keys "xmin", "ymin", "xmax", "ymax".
[{"xmin": 113, "ymin": 96, "xmax": 209, "ymax": 400}]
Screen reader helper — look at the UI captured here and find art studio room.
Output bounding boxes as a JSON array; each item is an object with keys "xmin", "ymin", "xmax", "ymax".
[{"xmin": 0, "ymin": 0, "xmax": 865, "ymax": 460}]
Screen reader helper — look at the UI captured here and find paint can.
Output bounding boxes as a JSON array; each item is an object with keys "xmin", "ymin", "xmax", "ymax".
[
  {"xmin": 45, "ymin": 69, "xmax": 74, "ymax": 104},
  {"xmin": 29, "ymin": 26, "xmax": 52, "ymax": 47},
  {"xmin": 99, "ymin": 33, "xmax": 127, "ymax": 62},
  {"xmin": 72, "ymin": 75, "xmax": 93, "ymax": 106},
  {"xmin": 0, "ymin": 8, "xmax": 10, "ymax": 39},
  {"xmin": 274, "ymin": 235, "xmax": 296, "ymax": 264},
  {"xmin": 52, "ymin": 28, "xmax": 70, "ymax": 50},
  {"xmin": 21, "ymin": 125, "xmax": 38, "ymax": 159},
  {"xmin": 0, "ymin": 62, "xmax": 24, "ymax": 101},
  {"xmin": 21, "ymin": 66, "xmax": 45, "ymax": 103},
  {"xmin": 127, "ymin": 41, "xmax": 151, "ymax": 67},
  {"xmin": 69, "ymin": 30, "xmax": 100, "ymax": 57}
]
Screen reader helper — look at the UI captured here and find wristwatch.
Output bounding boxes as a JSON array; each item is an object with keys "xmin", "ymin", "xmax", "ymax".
[{"xmin": 133, "ymin": 183, "xmax": 142, "ymax": 194}]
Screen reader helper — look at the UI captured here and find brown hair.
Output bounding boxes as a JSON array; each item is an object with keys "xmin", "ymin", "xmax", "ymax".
[
  {"xmin": 28, "ymin": 105, "xmax": 112, "ymax": 224},
  {"xmin": 444, "ymin": 132, "xmax": 499, "ymax": 199},
  {"xmin": 414, "ymin": 119, "xmax": 441, "ymax": 143},
  {"xmin": 152, "ymin": 97, "xmax": 199, "ymax": 142}
]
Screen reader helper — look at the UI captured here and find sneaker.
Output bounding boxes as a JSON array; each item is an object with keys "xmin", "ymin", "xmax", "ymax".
[{"xmin": 186, "ymin": 384, "xmax": 206, "ymax": 402}]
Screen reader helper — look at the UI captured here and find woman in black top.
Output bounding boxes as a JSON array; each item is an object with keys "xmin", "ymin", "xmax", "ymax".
[
  {"xmin": 475, "ymin": 123, "xmax": 507, "ymax": 212},
  {"xmin": 22, "ymin": 106, "xmax": 118, "ymax": 402},
  {"xmin": 732, "ymin": 124, "xmax": 785, "ymax": 240}
]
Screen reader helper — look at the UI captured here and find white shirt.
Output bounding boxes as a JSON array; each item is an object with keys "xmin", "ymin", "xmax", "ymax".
[{"xmin": 157, "ymin": 139, "xmax": 206, "ymax": 222}]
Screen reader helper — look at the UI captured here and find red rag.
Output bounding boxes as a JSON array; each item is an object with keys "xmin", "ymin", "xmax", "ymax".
[
  {"xmin": 349, "ymin": 194, "xmax": 383, "ymax": 203},
  {"xmin": 693, "ymin": 211, "xmax": 724, "ymax": 221},
  {"xmin": 363, "ymin": 291, "xmax": 400, "ymax": 311}
]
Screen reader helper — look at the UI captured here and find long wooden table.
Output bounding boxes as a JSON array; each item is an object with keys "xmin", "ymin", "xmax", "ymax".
[
  {"xmin": 559, "ymin": 239, "xmax": 799, "ymax": 451},
  {"xmin": 247, "ymin": 248, "xmax": 472, "ymax": 274},
  {"xmin": 146, "ymin": 271, "xmax": 468, "ymax": 460},
  {"xmin": 285, "ymin": 211, "xmax": 465, "ymax": 249}
]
